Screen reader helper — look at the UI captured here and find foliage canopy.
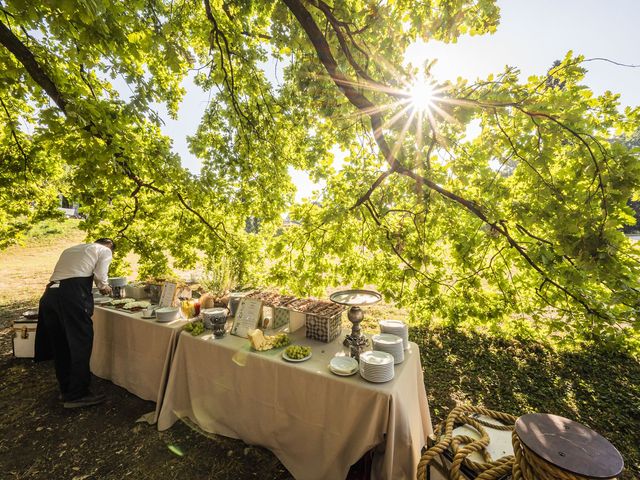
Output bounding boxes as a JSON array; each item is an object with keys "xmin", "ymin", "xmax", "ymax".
[{"xmin": 1, "ymin": 0, "xmax": 639, "ymax": 352}]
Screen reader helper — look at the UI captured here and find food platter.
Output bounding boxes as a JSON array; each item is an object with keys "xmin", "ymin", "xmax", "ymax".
[
  {"xmin": 94, "ymin": 296, "xmax": 111, "ymax": 305},
  {"xmin": 282, "ymin": 351, "xmax": 312, "ymax": 363},
  {"xmin": 110, "ymin": 298, "xmax": 135, "ymax": 306},
  {"xmin": 122, "ymin": 300, "xmax": 151, "ymax": 310},
  {"xmin": 329, "ymin": 289, "xmax": 382, "ymax": 306}
]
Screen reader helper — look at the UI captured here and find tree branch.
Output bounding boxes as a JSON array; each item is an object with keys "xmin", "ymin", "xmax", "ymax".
[
  {"xmin": 493, "ymin": 110, "xmax": 563, "ymax": 199},
  {"xmin": 203, "ymin": 0, "xmax": 254, "ymax": 128},
  {"xmin": 0, "ymin": 96, "xmax": 30, "ymax": 179},
  {"xmin": 285, "ymin": 0, "xmax": 609, "ymax": 319},
  {"xmin": 311, "ymin": 0, "xmax": 375, "ymax": 84},
  {"xmin": 352, "ymin": 168, "xmax": 394, "ymax": 208},
  {"xmin": 0, "ymin": 19, "xmax": 67, "ymax": 113},
  {"xmin": 362, "ymin": 200, "xmax": 457, "ymax": 292},
  {"xmin": 175, "ymin": 191, "xmax": 233, "ymax": 246},
  {"xmin": 1, "ymin": 17, "xmax": 231, "ymax": 248}
]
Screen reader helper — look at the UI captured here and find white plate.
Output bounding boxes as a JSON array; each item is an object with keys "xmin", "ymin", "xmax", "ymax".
[
  {"xmin": 329, "ymin": 356, "xmax": 358, "ymax": 374},
  {"xmin": 379, "ymin": 319, "xmax": 405, "ymax": 328},
  {"xmin": 141, "ymin": 315, "xmax": 156, "ymax": 319},
  {"xmin": 94, "ymin": 297, "xmax": 111, "ymax": 305},
  {"xmin": 359, "ymin": 366, "xmax": 394, "ymax": 381},
  {"xmin": 372, "ymin": 333, "xmax": 403, "ymax": 345},
  {"xmin": 330, "ymin": 366, "xmax": 357, "ymax": 376},
  {"xmin": 282, "ymin": 351, "xmax": 312, "ymax": 362},
  {"xmin": 155, "ymin": 317, "xmax": 177, "ymax": 323},
  {"xmin": 359, "ymin": 350, "xmax": 394, "ymax": 366},
  {"xmin": 360, "ymin": 373, "xmax": 394, "ymax": 383}
]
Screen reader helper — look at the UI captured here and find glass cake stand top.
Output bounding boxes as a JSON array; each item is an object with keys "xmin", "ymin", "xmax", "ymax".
[
  {"xmin": 329, "ymin": 289, "xmax": 382, "ymax": 306},
  {"xmin": 330, "ymin": 289, "xmax": 381, "ymax": 360}
]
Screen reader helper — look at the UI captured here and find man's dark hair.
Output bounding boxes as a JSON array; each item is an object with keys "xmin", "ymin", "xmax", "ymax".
[{"xmin": 95, "ymin": 238, "xmax": 116, "ymax": 251}]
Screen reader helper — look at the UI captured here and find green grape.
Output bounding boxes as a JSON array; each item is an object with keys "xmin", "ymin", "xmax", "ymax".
[
  {"xmin": 271, "ymin": 333, "xmax": 291, "ymax": 348},
  {"xmin": 285, "ymin": 345, "xmax": 311, "ymax": 359},
  {"xmin": 186, "ymin": 320, "xmax": 205, "ymax": 336}
]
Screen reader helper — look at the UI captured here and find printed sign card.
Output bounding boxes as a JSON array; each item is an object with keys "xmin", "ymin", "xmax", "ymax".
[
  {"xmin": 231, "ymin": 298, "xmax": 263, "ymax": 338},
  {"xmin": 159, "ymin": 282, "xmax": 178, "ymax": 307}
]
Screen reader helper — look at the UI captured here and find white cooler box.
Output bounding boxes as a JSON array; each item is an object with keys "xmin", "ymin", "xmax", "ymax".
[{"xmin": 13, "ymin": 316, "xmax": 38, "ymax": 358}]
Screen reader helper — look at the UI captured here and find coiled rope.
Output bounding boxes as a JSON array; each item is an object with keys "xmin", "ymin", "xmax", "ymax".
[
  {"xmin": 417, "ymin": 405, "xmax": 516, "ymax": 480},
  {"xmin": 416, "ymin": 405, "xmax": 619, "ymax": 480}
]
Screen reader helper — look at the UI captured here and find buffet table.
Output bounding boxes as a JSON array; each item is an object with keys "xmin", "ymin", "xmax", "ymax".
[
  {"xmin": 91, "ymin": 305, "xmax": 188, "ymax": 421},
  {"xmin": 157, "ymin": 328, "xmax": 432, "ymax": 480}
]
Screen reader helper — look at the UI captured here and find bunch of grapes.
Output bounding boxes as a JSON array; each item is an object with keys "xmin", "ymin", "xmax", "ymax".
[
  {"xmin": 285, "ymin": 345, "xmax": 311, "ymax": 360},
  {"xmin": 270, "ymin": 333, "xmax": 291, "ymax": 348},
  {"xmin": 184, "ymin": 319, "xmax": 205, "ymax": 336}
]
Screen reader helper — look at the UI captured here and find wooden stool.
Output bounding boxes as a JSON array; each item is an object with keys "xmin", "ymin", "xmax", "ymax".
[{"xmin": 514, "ymin": 413, "xmax": 624, "ymax": 479}]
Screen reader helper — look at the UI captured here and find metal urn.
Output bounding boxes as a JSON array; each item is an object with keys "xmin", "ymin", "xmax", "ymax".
[{"xmin": 329, "ymin": 289, "xmax": 382, "ymax": 360}]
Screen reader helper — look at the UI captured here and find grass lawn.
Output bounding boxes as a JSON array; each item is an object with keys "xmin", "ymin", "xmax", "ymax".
[
  {"xmin": 0, "ymin": 219, "xmax": 85, "ymax": 316},
  {"xmin": 415, "ymin": 324, "xmax": 639, "ymax": 479},
  {"xmin": 1, "ymin": 220, "xmax": 638, "ymax": 479}
]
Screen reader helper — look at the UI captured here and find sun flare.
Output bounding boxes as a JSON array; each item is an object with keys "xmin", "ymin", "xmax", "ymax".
[{"xmin": 409, "ymin": 79, "xmax": 436, "ymax": 111}]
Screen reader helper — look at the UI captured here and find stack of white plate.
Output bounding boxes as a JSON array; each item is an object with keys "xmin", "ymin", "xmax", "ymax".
[
  {"xmin": 379, "ymin": 320, "xmax": 409, "ymax": 350},
  {"xmin": 372, "ymin": 333, "xmax": 404, "ymax": 364},
  {"xmin": 359, "ymin": 351, "xmax": 394, "ymax": 383}
]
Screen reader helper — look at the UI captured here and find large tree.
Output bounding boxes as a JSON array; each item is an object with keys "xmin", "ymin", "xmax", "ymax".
[{"xmin": 1, "ymin": 0, "xmax": 639, "ymax": 351}]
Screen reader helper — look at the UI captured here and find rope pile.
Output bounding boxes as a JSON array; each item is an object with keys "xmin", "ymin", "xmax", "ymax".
[
  {"xmin": 416, "ymin": 405, "xmax": 620, "ymax": 480},
  {"xmin": 417, "ymin": 405, "xmax": 516, "ymax": 480}
]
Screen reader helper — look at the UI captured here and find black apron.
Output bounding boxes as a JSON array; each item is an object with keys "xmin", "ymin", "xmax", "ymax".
[{"xmin": 35, "ymin": 276, "xmax": 95, "ymax": 400}]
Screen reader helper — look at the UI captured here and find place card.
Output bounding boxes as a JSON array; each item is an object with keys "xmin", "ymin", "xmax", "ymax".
[{"xmin": 231, "ymin": 298, "xmax": 263, "ymax": 338}]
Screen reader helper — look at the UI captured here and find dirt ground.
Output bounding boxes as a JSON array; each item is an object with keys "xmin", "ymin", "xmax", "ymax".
[
  {"xmin": 0, "ymin": 314, "xmax": 304, "ymax": 479},
  {"xmin": 0, "ymin": 360, "xmax": 284, "ymax": 479}
]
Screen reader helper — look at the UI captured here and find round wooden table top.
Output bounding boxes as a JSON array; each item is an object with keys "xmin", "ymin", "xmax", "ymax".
[{"xmin": 515, "ymin": 413, "xmax": 624, "ymax": 478}]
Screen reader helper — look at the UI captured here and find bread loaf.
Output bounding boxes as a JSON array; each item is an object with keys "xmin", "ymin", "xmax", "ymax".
[{"xmin": 199, "ymin": 293, "xmax": 216, "ymax": 309}]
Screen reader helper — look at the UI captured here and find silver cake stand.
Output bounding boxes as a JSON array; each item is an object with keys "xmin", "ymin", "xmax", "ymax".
[{"xmin": 329, "ymin": 289, "xmax": 382, "ymax": 360}]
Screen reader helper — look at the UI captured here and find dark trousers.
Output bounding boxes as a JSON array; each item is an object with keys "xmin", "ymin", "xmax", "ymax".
[{"xmin": 35, "ymin": 276, "xmax": 94, "ymax": 401}]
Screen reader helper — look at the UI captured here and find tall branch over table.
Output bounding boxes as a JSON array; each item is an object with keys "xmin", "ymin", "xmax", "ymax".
[{"xmin": 282, "ymin": 0, "xmax": 608, "ymax": 318}]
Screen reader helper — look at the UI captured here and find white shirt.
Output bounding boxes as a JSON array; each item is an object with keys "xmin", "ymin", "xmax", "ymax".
[{"xmin": 50, "ymin": 243, "xmax": 113, "ymax": 289}]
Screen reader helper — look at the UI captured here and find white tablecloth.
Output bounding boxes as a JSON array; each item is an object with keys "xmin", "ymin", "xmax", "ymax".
[
  {"xmin": 91, "ymin": 306, "xmax": 187, "ymax": 422},
  {"xmin": 157, "ymin": 328, "xmax": 432, "ymax": 480}
]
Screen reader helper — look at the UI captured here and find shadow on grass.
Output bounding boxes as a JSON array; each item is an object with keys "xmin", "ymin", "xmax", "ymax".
[
  {"xmin": 412, "ymin": 324, "xmax": 640, "ymax": 480},
  {"xmin": 0, "ymin": 299, "xmax": 39, "ymax": 329}
]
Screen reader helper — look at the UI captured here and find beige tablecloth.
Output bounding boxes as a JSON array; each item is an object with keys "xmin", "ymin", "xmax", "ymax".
[
  {"xmin": 91, "ymin": 306, "xmax": 187, "ymax": 422},
  {"xmin": 157, "ymin": 329, "xmax": 432, "ymax": 480}
]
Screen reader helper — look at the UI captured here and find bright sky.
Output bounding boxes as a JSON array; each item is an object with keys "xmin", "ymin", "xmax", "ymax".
[{"xmin": 160, "ymin": 0, "xmax": 640, "ymax": 199}]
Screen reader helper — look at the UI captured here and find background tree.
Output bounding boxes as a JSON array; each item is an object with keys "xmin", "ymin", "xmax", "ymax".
[
  {"xmin": 1, "ymin": 0, "xmax": 638, "ymax": 352},
  {"xmin": 621, "ymin": 128, "xmax": 640, "ymax": 233}
]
